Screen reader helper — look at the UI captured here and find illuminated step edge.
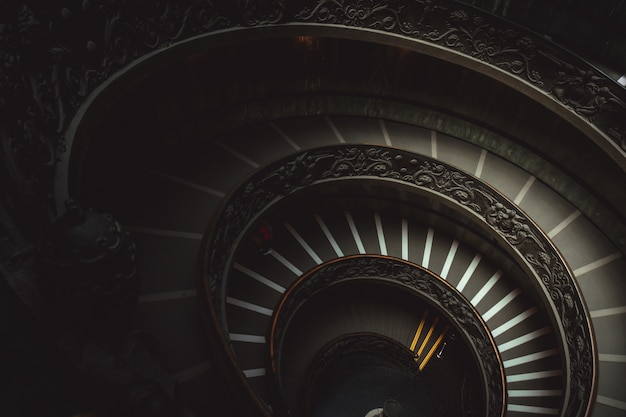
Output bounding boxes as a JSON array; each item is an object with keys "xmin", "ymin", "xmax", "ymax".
[
  {"xmin": 325, "ymin": 116, "xmax": 346, "ymax": 144},
  {"xmin": 374, "ymin": 212, "xmax": 388, "ymax": 256},
  {"xmin": 210, "ymin": 139, "xmax": 259, "ymax": 168},
  {"xmin": 243, "ymin": 368, "xmax": 267, "ymax": 378},
  {"xmin": 470, "ymin": 270, "xmax": 503, "ymax": 306},
  {"xmin": 598, "ymin": 354, "xmax": 626, "ymax": 363},
  {"xmin": 270, "ymin": 250, "xmax": 303, "ymax": 276},
  {"xmin": 125, "ymin": 225, "xmax": 203, "ymax": 240},
  {"xmin": 226, "ymin": 297, "xmax": 273, "ymax": 316},
  {"xmin": 597, "ymin": 395, "xmax": 626, "ymax": 411},
  {"xmin": 230, "ymin": 333, "xmax": 266, "ymax": 344},
  {"xmin": 234, "ymin": 263, "xmax": 286, "ymax": 293},
  {"xmin": 508, "ymin": 389, "xmax": 562, "ymax": 397},
  {"xmin": 573, "ymin": 252, "xmax": 622, "ymax": 277},
  {"xmin": 590, "ymin": 305, "xmax": 626, "ymax": 318},
  {"xmin": 506, "ymin": 404, "xmax": 558, "ymax": 415},
  {"xmin": 491, "ymin": 307, "xmax": 538, "ymax": 338},
  {"xmin": 284, "ymin": 222, "xmax": 323, "ymax": 265},
  {"xmin": 173, "ymin": 361, "xmax": 213, "ymax": 383},
  {"xmin": 514, "ymin": 175, "xmax": 536, "ymax": 205},
  {"xmin": 547, "ymin": 210, "xmax": 581, "ymax": 239},
  {"xmin": 506, "ymin": 370, "xmax": 563, "ymax": 383},
  {"xmin": 440, "ymin": 239, "xmax": 459, "ymax": 280},
  {"xmin": 456, "ymin": 254, "xmax": 482, "ymax": 292},
  {"xmin": 422, "ymin": 227, "xmax": 434, "ymax": 268},
  {"xmin": 502, "ymin": 348, "xmax": 559, "ymax": 368},
  {"xmin": 475, "ymin": 149, "xmax": 487, "ymax": 178},
  {"xmin": 345, "ymin": 211, "xmax": 365, "ymax": 254},
  {"xmin": 379, "ymin": 119, "xmax": 392, "ymax": 146},
  {"xmin": 482, "ymin": 288, "xmax": 522, "ymax": 322},
  {"xmin": 401, "ymin": 218, "xmax": 409, "ymax": 261},
  {"xmin": 314, "ymin": 214, "xmax": 343, "ymax": 257},
  {"xmin": 497, "ymin": 327, "xmax": 551, "ymax": 353},
  {"xmin": 269, "ymin": 121, "xmax": 301, "ymax": 151}
]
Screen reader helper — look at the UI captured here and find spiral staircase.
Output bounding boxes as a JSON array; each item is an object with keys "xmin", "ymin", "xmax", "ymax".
[
  {"xmin": 2, "ymin": 1, "xmax": 626, "ymax": 417},
  {"xmin": 76, "ymin": 112, "xmax": 624, "ymax": 417}
]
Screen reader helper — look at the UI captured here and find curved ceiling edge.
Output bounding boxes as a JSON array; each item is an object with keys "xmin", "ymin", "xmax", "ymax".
[
  {"xmin": 57, "ymin": 24, "xmax": 626, "ymax": 251},
  {"xmin": 54, "ymin": 17, "xmax": 626, "ymax": 212},
  {"xmin": 198, "ymin": 144, "xmax": 595, "ymax": 417}
]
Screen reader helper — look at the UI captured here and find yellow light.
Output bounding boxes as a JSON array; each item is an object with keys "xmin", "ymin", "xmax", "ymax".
[
  {"xmin": 409, "ymin": 309, "xmax": 429, "ymax": 351},
  {"xmin": 419, "ymin": 325, "xmax": 450, "ymax": 372}
]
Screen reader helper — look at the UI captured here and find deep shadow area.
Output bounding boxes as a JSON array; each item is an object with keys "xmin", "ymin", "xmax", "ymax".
[
  {"xmin": 0, "ymin": 275, "xmax": 97, "ymax": 417},
  {"xmin": 310, "ymin": 348, "xmax": 483, "ymax": 417}
]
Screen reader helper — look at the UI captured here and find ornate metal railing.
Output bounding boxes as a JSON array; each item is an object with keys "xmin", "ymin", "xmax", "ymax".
[
  {"xmin": 199, "ymin": 144, "xmax": 594, "ymax": 417},
  {"xmin": 269, "ymin": 255, "xmax": 504, "ymax": 417},
  {"xmin": 1, "ymin": 0, "xmax": 625, "ymax": 220}
]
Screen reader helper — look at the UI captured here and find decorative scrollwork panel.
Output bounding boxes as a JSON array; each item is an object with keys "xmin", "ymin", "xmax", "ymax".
[{"xmin": 2, "ymin": 0, "xmax": 625, "ymax": 219}]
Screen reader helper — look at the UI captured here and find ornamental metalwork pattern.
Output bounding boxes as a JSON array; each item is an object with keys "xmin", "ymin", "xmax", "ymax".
[
  {"xmin": 1, "ymin": 0, "xmax": 625, "ymax": 222},
  {"xmin": 545, "ymin": 55, "xmax": 626, "ymax": 122},
  {"xmin": 269, "ymin": 256, "xmax": 504, "ymax": 417},
  {"xmin": 200, "ymin": 144, "xmax": 593, "ymax": 417},
  {"xmin": 295, "ymin": 0, "xmax": 418, "ymax": 34}
]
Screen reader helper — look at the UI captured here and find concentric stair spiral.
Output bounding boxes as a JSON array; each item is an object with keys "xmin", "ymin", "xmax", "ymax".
[{"xmin": 76, "ymin": 114, "xmax": 625, "ymax": 417}]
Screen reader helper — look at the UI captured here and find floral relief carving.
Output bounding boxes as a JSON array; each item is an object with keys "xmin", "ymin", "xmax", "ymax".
[
  {"xmin": 323, "ymin": 147, "xmax": 398, "ymax": 178},
  {"xmin": 293, "ymin": 0, "xmax": 626, "ymax": 153},
  {"xmin": 320, "ymin": 148, "xmax": 542, "ymax": 252},
  {"xmin": 295, "ymin": 0, "xmax": 418, "ymax": 34},
  {"xmin": 422, "ymin": 10, "xmax": 542, "ymax": 86},
  {"xmin": 525, "ymin": 250, "xmax": 592, "ymax": 417},
  {"xmin": 548, "ymin": 60, "xmax": 626, "ymax": 122},
  {"xmin": 2, "ymin": 0, "xmax": 626, "ymax": 220},
  {"xmin": 480, "ymin": 193, "xmax": 544, "ymax": 249},
  {"xmin": 0, "ymin": 1, "xmax": 609, "ymax": 413},
  {"xmin": 296, "ymin": 2, "xmax": 542, "ymax": 86},
  {"xmin": 411, "ymin": 160, "xmax": 481, "ymax": 211},
  {"xmin": 203, "ymin": 145, "xmax": 593, "ymax": 417}
]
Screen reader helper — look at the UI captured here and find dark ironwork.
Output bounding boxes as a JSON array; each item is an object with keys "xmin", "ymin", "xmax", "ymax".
[
  {"xmin": 269, "ymin": 257, "xmax": 504, "ymax": 417},
  {"xmin": 200, "ymin": 144, "xmax": 594, "ymax": 417},
  {"xmin": 36, "ymin": 199, "xmax": 141, "ymax": 335},
  {"xmin": 1, "ymin": 0, "xmax": 625, "ymax": 220}
]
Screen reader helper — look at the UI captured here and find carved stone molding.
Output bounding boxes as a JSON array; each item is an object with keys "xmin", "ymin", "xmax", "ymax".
[
  {"xmin": 1, "ymin": 0, "xmax": 625, "ymax": 219},
  {"xmin": 296, "ymin": 1, "xmax": 542, "ymax": 85},
  {"xmin": 269, "ymin": 256, "xmax": 504, "ymax": 417},
  {"xmin": 200, "ymin": 144, "xmax": 594, "ymax": 417}
]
